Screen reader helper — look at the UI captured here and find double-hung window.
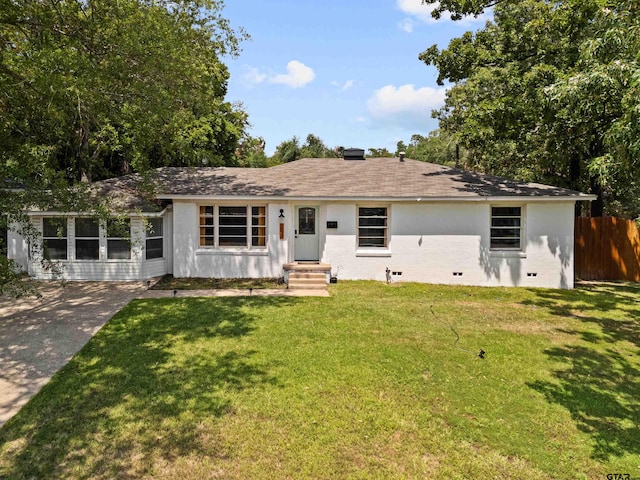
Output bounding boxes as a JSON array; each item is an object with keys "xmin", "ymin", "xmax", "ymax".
[
  {"xmin": 358, "ymin": 207, "xmax": 388, "ymax": 248},
  {"xmin": 145, "ymin": 218, "xmax": 164, "ymax": 260},
  {"xmin": 75, "ymin": 218, "xmax": 100, "ymax": 260},
  {"xmin": 42, "ymin": 217, "xmax": 68, "ymax": 260},
  {"xmin": 199, "ymin": 205, "xmax": 267, "ymax": 249},
  {"xmin": 490, "ymin": 206, "xmax": 522, "ymax": 250},
  {"xmin": 107, "ymin": 218, "xmax": 131, "ymax": 260}
]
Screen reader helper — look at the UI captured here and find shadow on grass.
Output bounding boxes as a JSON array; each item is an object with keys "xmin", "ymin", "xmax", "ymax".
[
  {"xmin": 0, "ymin": 296, "xmax": 294, "ymax": 479},
  {"xmin": 523, "ymin": 284, "xmax": 640, "ymax": 462}
]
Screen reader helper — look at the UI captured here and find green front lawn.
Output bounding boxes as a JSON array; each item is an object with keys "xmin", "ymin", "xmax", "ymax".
[{"xmin": 1, "ymin": 282, "xmax": 638, "ymax": 479}]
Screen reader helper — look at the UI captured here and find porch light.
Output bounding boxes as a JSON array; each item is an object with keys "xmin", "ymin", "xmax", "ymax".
[{"xmin": 279, "ymin": 209, "xmax": 285, "ymax": 240}]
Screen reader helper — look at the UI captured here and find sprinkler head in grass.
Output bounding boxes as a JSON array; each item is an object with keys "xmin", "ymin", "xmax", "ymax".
[{"xmin": 478, "ymin": 349, "xmax": 486, "ymax": 359}]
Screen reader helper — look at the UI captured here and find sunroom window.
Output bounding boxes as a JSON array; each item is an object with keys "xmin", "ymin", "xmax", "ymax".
[
  {"xmin": 358, "ymin": 207, "xmax": 388, "ymax": 248},
  {"xmin": 75, "ymin": 218, "xmax": 100, "ymax": 260},
  {"xmin": 42, "ymin": 217, "xmax": 68, "ymax": 260},
  {"xmin": 107, "ymin": 218, "xmax": 131, "ymax": 260},
  {"xmin": 490, "ymin": 206, "xmax": 522, "ymax": 250},
  {"xmin": 145, "ymin": 217, "xmax": 164, "ymax": 260}
]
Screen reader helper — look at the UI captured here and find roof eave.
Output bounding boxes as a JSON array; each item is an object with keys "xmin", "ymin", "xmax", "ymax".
[{"xmin": 158, "ymin": 194, "xmax": 596, "ymax": 202}]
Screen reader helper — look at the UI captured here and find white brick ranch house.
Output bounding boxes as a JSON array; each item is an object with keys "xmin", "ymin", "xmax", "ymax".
[{"xmin": 7, "ymin": 151, "xmax": 595, "ymax": 288}]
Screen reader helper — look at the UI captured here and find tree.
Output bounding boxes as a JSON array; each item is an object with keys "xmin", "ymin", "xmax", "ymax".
[
  {"xmin": 300, "ymin": 134, "xmax": 336, "ymax": 159},
  {"xmin": 271, "ymin": 134, "xmax": 337, "ymax": 163},
  {"xmin": 420, "ymin": 0, "xmax": 640, "ymax": 217},
  {"xmin": 235, "ymin": 135, "xmax": 268, "ymax": 167},
  {"xmin": 0, "ymin": 0, "xmax": 247, "ymax": 294},
  {"xmin": 398, "ymin": 130, "xmax": 464, "ymax": 166},
  {"xmin": 366, "ymin": 148, "xmax": 393, "ymax": 158},
  {"xmin": 271, "ymin": 136, "xmax": 301, "ymax": 164}
]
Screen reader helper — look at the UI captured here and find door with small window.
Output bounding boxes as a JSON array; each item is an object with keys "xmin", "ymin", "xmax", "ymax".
[{"xmin": 294, "ymin": 206, "xmax": 319, "ymax": 261}]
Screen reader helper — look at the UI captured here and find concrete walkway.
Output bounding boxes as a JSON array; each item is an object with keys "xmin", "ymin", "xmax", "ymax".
[{"xmin": 0, "ymin": 282, "xmax": 327, "ymax": 427}]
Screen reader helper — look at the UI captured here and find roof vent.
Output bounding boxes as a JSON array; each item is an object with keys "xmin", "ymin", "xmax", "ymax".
[
  {"xmin": 399, "ymin": 151, "xmax": 405, "ymax": 162},
  {"xmin": 343, "ymin": 148, "xmax": 365, "ymax": 160}
]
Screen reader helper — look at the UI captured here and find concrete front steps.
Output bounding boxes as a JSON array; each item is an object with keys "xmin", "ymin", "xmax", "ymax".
[{"xmin": 283, "ymin": 263, "xmax": 331, "ymax": 291}]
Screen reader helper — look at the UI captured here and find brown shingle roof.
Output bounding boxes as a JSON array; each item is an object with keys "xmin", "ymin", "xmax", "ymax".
[
  {"xmin": 154, "ymin": 158, "xmax": 590, "ymax": 198},
  {"xmin": 93, "ymin": 158, "xmax": 593, "ymax": 210}
]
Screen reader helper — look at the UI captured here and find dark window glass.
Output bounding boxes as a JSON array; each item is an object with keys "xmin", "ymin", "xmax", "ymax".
[
  {"xmin": 75, "ymin": 218, "xmax": 99, "ymax": 260},
  {"xmin": 298, "ymin": 208, "xmax": 315, "ymax": 235},
  {"xmin": 490, "ymin": 207, "xmax": 522, "ymax": 250},
  {"xmin": 358, "ymin": 207, "xmax": 388, "ymax": 248},
  {"xmin": 42, "ymin": 218, "xmax": 68, "ymax": 260},
  {"xmin": 146, "ymin": 218, "xmax": 163, "ymax": 260}
]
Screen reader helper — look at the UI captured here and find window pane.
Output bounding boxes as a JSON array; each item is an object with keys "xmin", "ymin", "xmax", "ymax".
[
  {"xmin": 491, "ymin": 228, "xmax": 521, "ymax": 238},
  {"xmin": 219, "ymin": 236, "xmax": 247, "ymax": 247},
  {"xmin": 359, "ymin": 207, "xmax": 386, "ymax": 217},
  {"xmin": 43, "ymin": 218, "xmax": 67, "ymax": 237},
  {"xmin": 146, "ymin": 218, "xmax": 163, "ymax": 236},
  {"xmin": 492, "ymin": 217, "xmax": 521, "ymax": 227},
  {"xmin": 108, "ymin": 239, "xmax": 131, "ymax": 259},
  {"xmin": 219, "ymin": 216, "xmax": 247, "ymax": 226},
  {"xmin": 492, "ymin": 207, "xmax": 521, "ymax": 217},
  {"xmin": 490, "ymin": 206, "xmax": 521, "ymax": 250},
  {"xmin": 76, "ymin": 218, "xmax": 99, "ymax": 237},
  {"xmin": 359, "ymin": 228, "xmax": 387, "ymax": 237},
  {"xmin": 359, "ymin": 217, "xmax": 387, "ymax": 227},
  {"xmin": 359, "ymin": 237, "xmax": 387, "ymax": 247},
  {"xmin": 358, "ymin": 207, "xmax": 388, "ymax": 248},
  {"xmin": 43, "ymin": 239, "xmax": 67, "ymax": 260},
  {"xmin": 200, "ymin": 206, "xmax": 214, "ymax": 216},
  {"xmin": 146, "ymin": 238, "xmax": 163, "ymax": 259},
  {"xmin": 491, "ymin": 238, "xmax": 521, "ymax": 249},
  {"xmin": 107, "ymin": 218, "xmax": 130, "ymax": 237},
  {"xmin": 219, "ymin": 206, "xmax": 247, "ymax": 216},
  {"xmin": 298, "ymin": 208, "xmax": 315, "ymax": 234},
  {"xmin": 76, "ymin": 239, "xmax": 99, "ymax": 260}
]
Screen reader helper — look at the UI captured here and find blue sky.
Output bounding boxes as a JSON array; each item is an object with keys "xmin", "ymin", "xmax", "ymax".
[{"xmin": 223, "ymin": 0, "xmax": 486, "ymax": 155}]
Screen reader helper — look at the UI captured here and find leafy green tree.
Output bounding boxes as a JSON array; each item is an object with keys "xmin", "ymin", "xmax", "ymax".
[
  {"xmin": 271, "ymin": 136, "xmax": 301, "ymax": 164},
  {"xmin": 0, "ymin": 0, "xmax": 246, "ymax": 294},
  {"xmin": 235, "ymin": 135, "xmax": 268, "ymax": 167},
  {"xmin": 271, "ymin": 134, "xmax": 337, "ymax": 163},
  {"xmin": 366, "ymin": 148, "xmax": 393, "ymax": 158},
  {"xmin": 398, "ymin": 130, "xmax": 463, "ymax": 166},
  {"xmin": 300, "ymin": 134, "xmax": 336, "ymax": 159},
  {"xmin": 420, "ymin": 0, "xmax": 640, "ymax": 217}
]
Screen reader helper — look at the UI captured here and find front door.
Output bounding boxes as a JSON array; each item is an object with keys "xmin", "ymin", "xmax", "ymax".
[{"xmin": 294, "ymin": 206, "xmax": 319, "ymax": 261}]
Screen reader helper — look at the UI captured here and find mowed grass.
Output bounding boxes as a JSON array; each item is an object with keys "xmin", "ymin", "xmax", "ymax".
[{"xmin": 1, "ymin": 282, "xmax": 639, "ymax": 479}]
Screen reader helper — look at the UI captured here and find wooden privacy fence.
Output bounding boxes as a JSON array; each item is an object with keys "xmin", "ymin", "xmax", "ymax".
[{"xmin": 575, "ymin": 217, "xmax": 640, "ymax": 281}]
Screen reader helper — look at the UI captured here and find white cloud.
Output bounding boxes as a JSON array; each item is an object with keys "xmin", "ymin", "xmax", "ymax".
[
  {"xmin": 341, "ymin": 79, "xmax": 355, "ymax": 91},
  {"xmin": 331, "ymin": 79, "xmax": 355, "ymax": 91},
  {"xmin": 398, "ymin": 18, "xmax": 414, "ymax": 32},
  {"xmin": 396, "ymin": 0, "xmax": 489, "ymax": 26},
  {"xmin": 242, "ymin": 66, "xmax": 267, "ymax": 85},
  {"xmin": 270, "ymin": 60, "xmax": 315, "ymax": 88},
  {"xmin": 367, "ymin": 84, "xmax": 447, "ymax": 129}
]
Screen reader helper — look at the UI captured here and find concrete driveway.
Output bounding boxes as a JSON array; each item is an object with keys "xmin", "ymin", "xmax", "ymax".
[{"xmin": 0, "ymin": 282, "xmax": 147, "ymax": 427}]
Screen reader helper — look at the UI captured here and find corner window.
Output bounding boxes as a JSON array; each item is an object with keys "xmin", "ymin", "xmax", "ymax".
[
  {"xmin": 358, "ymin": 207, "xmax": 388, "ymax": 248},
  {"xmin": 145, "ymin": 218, "xmax": 164, "ymax": 260},
  {"xmin": 75, "ymin": 218, "xmax": 100, "ymax": 260},
  {"xmin": 107, "ymin": 218, "xmax": 131, "ymax": 260},
  {"xmin": 490, "ymin": 206, "xmax": 522, "ymax": 250},
  {"xmin": 199, "ymin": 205, "xmax": 267, "ymax": 249},
  {"xmin": 43, "ymin": 217, "xmax": 68, "ymax": 260}
]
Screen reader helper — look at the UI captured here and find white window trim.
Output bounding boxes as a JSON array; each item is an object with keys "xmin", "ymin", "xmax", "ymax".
[
  {"xmin": 356, "ymin": 204, "xmax": 391, "ymax": 255},
  {"xmin": 489, "ymin": 204, "xmax": 526, "ymax": 254},
  {"xmin": 197, "ymin": 204, "xmax": 268, "ymax": 252}
]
